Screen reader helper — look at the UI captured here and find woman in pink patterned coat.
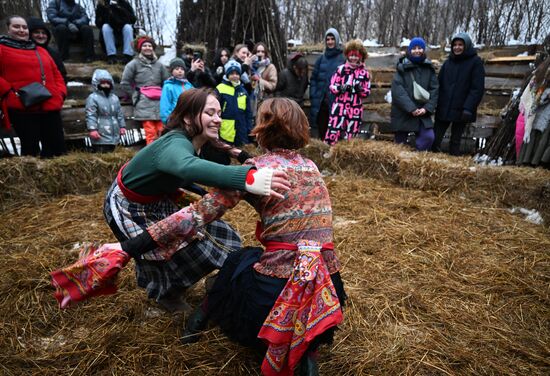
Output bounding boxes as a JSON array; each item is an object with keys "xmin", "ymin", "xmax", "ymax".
[{"xmin": 324, "ymin": 39, "xmax": 371, "ymax": 145}]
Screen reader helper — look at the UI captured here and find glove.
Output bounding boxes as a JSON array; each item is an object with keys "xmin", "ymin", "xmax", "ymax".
[
  {"xmin": 89, "ymin": 130, "xmax": 101, "ymax": 140},
  {"xmin": 68, "ymin": 23, "xmax": 79, "ymax": 33},
  {"xmin": 354, "ymin": 83, "xmax": 363, "ymax": 94},
  {"xmin": 460, "ymin": 110, "xmax": 473, "ymax": 122},
  {"xmin": 244, "ymin": 168, "xmax": 273, "ymax": 196}
]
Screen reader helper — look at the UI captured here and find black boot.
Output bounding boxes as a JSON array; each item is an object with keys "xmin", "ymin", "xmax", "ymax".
[
  {"xmin": 181, "ymin": 305, "xmax": 208, "ymax": 344},
  {"xmin": 297, "ymin": 352, "xmax": 319, "ymax": 376}
]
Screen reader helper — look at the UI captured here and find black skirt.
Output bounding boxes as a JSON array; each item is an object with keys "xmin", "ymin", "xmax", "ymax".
[{"xmin": 207, "ymin": 247, "xmax": 347, "ymax": 350}]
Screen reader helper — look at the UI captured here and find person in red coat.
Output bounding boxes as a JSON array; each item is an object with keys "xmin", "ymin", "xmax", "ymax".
[{"xmin": 0, "ymin": 16, "xmax": 67, "ymax": 157}]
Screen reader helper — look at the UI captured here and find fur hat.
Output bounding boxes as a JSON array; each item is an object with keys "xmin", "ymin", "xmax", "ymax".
[
  {"xmin": 224, "ymin": 60, "xmax": 242, "ymax": 77},
  {"xmin": 169, "ymin": 58, "xmax": 186, "ymax": 72},
  {"xmin": 344, "ymin": 39, "xmax": 368, "ymax": 61},
  {"xmin": 135, "ymin": 36, "xmax": 156, "ymax": 52}
]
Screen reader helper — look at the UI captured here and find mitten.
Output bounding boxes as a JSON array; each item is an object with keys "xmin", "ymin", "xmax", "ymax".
[
  {"xmin": 68, "ymin": 23, "xmax": 79, "ymax": 33},
  {"xmin": 245, "ymin": 168, "xmax": 273, "ymax": 196}
]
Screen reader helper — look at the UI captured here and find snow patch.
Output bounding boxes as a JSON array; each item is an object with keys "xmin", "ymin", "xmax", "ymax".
[
  {"xmin": 399, "ymin": 38, "xmax": 411, "ymax": 47},
  {"xmin": 508, "ymin": 207, "xmax": 544, "ymax": 225},
  {"xmin": 287, "ymin": 39, "xmax": 303, "ymax": 46},
  {"xmin": 363, "ymin": 39, "xmax": 384, "ymax": 47},
  {"xmin": 384, "ymin": 90, "xmax": 392, "ymax": 104},
  {"xmin": 158, "ymin": 44, "xmax": 177, "ymax": 67},
  {"xmin": 67, "ymin": 81, "xmax": 85, "ymax": 87}
]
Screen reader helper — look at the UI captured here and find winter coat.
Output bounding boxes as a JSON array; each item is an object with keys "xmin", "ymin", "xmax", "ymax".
[
  {"xmin": 436, "ymin": 32, "xmax": 485, "ymax": 123},
  {"xmin": 160, "ymin": 77, "xmax": 194, "ymax": 124},
  {"xmin": 95, "ymin": 0, "xmax": 136, "ymax": 31},
  {"xmin": 46, "ymin": 0, "xmax": 90, "ymax": 27},
  {"xmin": 187, "ymin": 68, "xmax": 216, "ymax": 89},
  {"xmin": 309, "ymin": 28, "xmax": 346, "ymax": 126},
  {"xmin": 27, "ymin": 17, "xmax": 67, "ymax": 83},
  {"xmin": 256, "ymin": 62, "xmax": 277, "ymax": 97},
  {"xmin": 275, "ymin": 67, "xmax": 309, "ymax": 106},
  {"xmin": 120, "ymin": 54, "xmax": 169, "ymax": 121},
  {"xmin": 85, "ymin": 69, "xmax": 125, "ymax": 145},
  {"xmin": 0, "ymin": 36, "xmax": 66, "ymax": 123},
  {"xmin": 216, "ymin": 80, "xmax": 251, "ymax": 145},
  {"xmin": 390, "ymin": 57, "xmax": 439, "ymax": 132}
]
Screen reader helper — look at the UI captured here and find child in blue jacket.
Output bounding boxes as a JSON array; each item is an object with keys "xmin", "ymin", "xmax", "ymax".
[
  {"xmin": 160, "ymin": 58, "xmax": 194, "ymax": 124},
  {"xmin": 215, "ymin": 60, "xmax": 252, "ymax": 146}
]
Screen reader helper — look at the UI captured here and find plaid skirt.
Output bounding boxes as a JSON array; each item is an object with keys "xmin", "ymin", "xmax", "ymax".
[{"xmin": 103, "ymin": 181, "xmax": 241, "ymax": 301}]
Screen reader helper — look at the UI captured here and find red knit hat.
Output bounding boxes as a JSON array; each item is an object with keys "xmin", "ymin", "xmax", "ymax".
[{"xmin": 135, "ymin": 36, "xmax": 156, "ymax": 52}]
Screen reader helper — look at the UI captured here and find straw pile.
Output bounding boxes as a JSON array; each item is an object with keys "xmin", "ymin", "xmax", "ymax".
[{"xmin": 1, "ymin": 143, "xmax": 549, "ymax": 375}]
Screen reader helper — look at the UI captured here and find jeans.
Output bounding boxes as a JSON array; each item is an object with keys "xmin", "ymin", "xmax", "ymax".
[{"xmin": 102, "ymin": 24, "xmax": 134, "ymax": 57}]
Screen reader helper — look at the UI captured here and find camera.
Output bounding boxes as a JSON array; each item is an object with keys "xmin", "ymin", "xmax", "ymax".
[{"xmin": 193, "ymin": 52, "xmax": 203, "ymax": 61}]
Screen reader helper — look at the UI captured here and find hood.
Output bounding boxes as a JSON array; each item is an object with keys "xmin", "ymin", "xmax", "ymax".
[
  {"xmin": 324, "ymin": 28, "xmax": 342, "ymax": 49},
  {"xmin": 91, "ymin": 69, "xmax": 115, "ymax": 89},
  {"xmin": 450, "ymin": 32, "xmax": 477, "ymax": 59},
  {"xmin": 27, "ymin": 17, "xmax": 51, "ymax": 47}
]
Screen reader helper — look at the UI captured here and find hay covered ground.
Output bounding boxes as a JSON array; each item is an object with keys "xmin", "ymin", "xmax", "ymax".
[{"xmin": 1, "ymin": 141, "xmax": 549, "ymax": 375}]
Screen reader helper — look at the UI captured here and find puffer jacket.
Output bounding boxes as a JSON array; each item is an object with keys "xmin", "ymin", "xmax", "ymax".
[
  {"xmin": 85, "ymin": 69, "xmax": 125, "ymax": 145},
  {"xmin": 46, "ymin": 0, "xmax": 89, "ymax": 27},
  {"xmin": 160, "ymin": 77, "xmax": 194, "ymax": 124},
  {"xmin": 120, "ymin": 54, "xmax": 169, "ymax": 120},
  {"xmin": 216, "ymin": 79, "xmax": 251, "ymax": 145},
  {"xmin": 436, "ymin": 32, "xmax": 485, "ymax": 123},
  {"xmin": 309, "ymin": 28, "xmax": 345, "ymax": 126},
  {"xmin": 390, "ymin": 57, "xmax": 439, "ymax": 132},
  {"xmin": 0, "ymin": 36, "xmax": 66, "ymax": 118}
]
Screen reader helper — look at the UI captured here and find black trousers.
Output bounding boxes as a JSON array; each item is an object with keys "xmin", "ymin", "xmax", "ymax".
[
  {"xmin": 432, "ymin": 119, "xmax": 466, "ymax": 156},
  {"xmin": 10, "ymin": 110, "xmax": 66, "ymax": 157},
  {"xmin": 316, "ymin": 100, "xmax": 330, "ymax": 141},
  {"xmin": 53, "ymin": 24, "xmax": 94, "ymax": 60}
]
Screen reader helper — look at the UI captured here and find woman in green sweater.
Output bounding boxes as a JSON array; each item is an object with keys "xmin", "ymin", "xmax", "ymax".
[{"xmin": 103, "ymin": 87, "xmax": 289, "ymax": 311}]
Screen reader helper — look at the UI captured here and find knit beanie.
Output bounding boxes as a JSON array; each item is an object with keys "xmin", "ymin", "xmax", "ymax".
[
  {"xmin": 407, "ymin": 37, "xmax": 427, "ymax": 63},
  {"xmin": 135, "ymin": 36, "xmax": 156, "ymax": 52},
  {"xmin": 169, "ymin": 58, "xmax": 186, "ymax": 72},
  {"xmin": 224, "ymin": 60, "xmax": 242, "ymax": 77}
]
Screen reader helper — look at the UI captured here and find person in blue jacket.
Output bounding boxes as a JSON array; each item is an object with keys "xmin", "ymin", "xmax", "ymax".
[
  {"xmin": 160, "ymin": 58, "xmax": 194, "ymax": 124},
  {"xmin": 432, "ymin": 32, "xmax": 485, "ymax": 156},
  {"xmin": 215, "ymin": 60, "xmax": 252, "ymax": 146},
  {"xmin": 309, "ymin": 28, "xmax": 345, "ymax": 139}
]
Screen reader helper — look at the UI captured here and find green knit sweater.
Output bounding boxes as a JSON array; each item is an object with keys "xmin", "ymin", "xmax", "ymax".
[{"xmin": 122, "ymin": 130, "xmax": 252, "ymax": 196}]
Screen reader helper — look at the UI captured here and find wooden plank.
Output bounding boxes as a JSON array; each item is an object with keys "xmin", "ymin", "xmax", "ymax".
[
  {"xmin": 485, "ymin": 76, "xmax": 524, "ymax": 90},
  {"xmin": 484, "ymin": 63, "xmax": 532, "ymax": 78},
  {"xmin": 486, "ymin": 55, "xmax": 536, "ymax": 63}
]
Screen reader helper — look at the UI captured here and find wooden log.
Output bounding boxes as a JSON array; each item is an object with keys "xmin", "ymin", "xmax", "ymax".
[
  {"xmin": 485, "ymin": 76, "xmax": 524, "ymax": 90},
  {"xmin": 61, "ymin": 105, "xmax": 139, "ymax": 135},
  {"xmin": 484, "ymin": 63, "xmax": 532, "ymax": 78}
]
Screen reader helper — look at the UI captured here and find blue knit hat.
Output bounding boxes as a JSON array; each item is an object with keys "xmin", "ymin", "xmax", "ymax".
[
  {"xmin": 224, "ymin": 60, "xmax": 242, "ymax": 78},
  {"xmin": 408, "ymin": 37, "xmax": 426, "ymax": 53},
  {"xmin": 407, "ymin": 37, "xmax": 427, "ymax": 63}
]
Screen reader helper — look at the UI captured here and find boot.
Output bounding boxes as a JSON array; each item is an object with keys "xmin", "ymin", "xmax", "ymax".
[
  {"xmin": 181, "ymin": 306, "xmax": 208, "ymax": 344},
  {"xmin": 297, "ymin": 351, "xmax": 319, "ymax": 376}
]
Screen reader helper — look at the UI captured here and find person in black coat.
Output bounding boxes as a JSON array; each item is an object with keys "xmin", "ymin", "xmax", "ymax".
[
  {"xmin": 186, "ymin": 51, "xmax": 216, "ymax": 89},
  {"xmin": 95, "ymin": 0, "xmax": 137, "ymax": 64},
  {"xmin": 27, "ymin": 17, "xmax": 67, "ymax": 83},
  {"xmin": 432, "ymin": 32, "xmax": 485, "ymax": 155},
  {"xmin": 212, "ymin": 47, "xmax": 230, "ymax": 85},
  {"xmin": 389, "ymin": 37, "xmax": 439, "ymax": 151},
  {"xmin": 275, "ymin": 52, "xmax": 309, "ymax": 107}
]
